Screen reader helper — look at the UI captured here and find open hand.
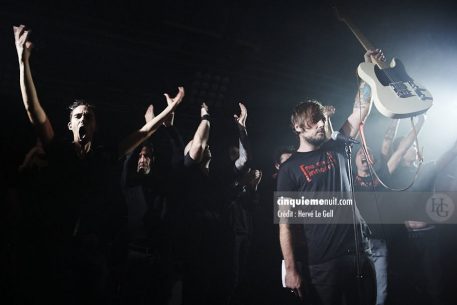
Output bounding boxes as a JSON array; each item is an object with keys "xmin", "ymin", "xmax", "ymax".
[
  {"xmin": 144, "ymin": 104, "xmax": 155, "ymax": 123},
  {"xmin": 234, "ymin": 102, "xmax": 247, "ymax": 128},
  {"xmin": 13, "ymin": 25, "xmax": 33, "ymax": 61},
  {"xmin": 164, "ymin": 86, "xmax": 185, "ymax": 109},
  {"xmin": 201, "ymin": 102, "xmax": 209, "ymax": 117},
  {"xmin": 323, "ymin": 105, "xmax": 335, "ymax": 118}
]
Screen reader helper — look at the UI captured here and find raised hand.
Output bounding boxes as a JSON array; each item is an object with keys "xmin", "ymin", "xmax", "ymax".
[
  {"xmin": 201, "ymin": 102, "xmax": 209, "ymax": 117},
  {"xmin": 164, "ymin": 86, "xmax": 185, "ymax": 109},
  {"xmin": 144, "ymin": 104, "xmax": 155, "ymax": 123},
  {"xmin": 323, "ymin": 105, "xmax": 335, "ymax": 118},
  {"xmin": 13, "ymin": 25, "xmax": 33, "ymax": 62},
  {"xmin": 234, "ymin": 102, "xmax": 247, "ymax": 128},
  {"xmin": 364, "ymin": 49, "xmax": 385, "ymax": 64},
  {"xmin": 249, "ymin": 169, "xmax": 263, "ymax": 191}
]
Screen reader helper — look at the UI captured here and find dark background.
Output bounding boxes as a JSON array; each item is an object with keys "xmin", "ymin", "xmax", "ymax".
[
  {"xmin": 2, "ymin": 0, "xmax": 457, "ymax": 171},
  {"xmin": 2, "ymin": 1, "xmax": 457, "ymax": 304}
]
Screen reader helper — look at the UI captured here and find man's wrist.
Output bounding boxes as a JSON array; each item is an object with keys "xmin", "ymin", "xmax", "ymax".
[{"xmin": 201, "ymin": 114, "xmax": 210, "ymax": 121}]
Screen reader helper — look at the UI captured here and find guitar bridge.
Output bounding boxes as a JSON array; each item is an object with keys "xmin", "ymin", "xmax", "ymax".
[
  {"xmin": 408, "ymin": 81, "xmax": 433, "ymax": 101},
  {"xmin": 390, "ymin": 82, "xmax": 413, "ymax": 98}
]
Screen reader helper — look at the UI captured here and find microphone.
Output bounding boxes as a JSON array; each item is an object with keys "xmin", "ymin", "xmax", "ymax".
[{"xmin": 331, "ymin": 131, "xmax": 360, "ymax": 144}]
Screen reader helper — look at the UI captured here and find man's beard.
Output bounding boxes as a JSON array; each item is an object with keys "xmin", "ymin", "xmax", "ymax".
[
  {"xmin": 137, "ymin": 165, "xmax": 151, "ymax": 175},
  {"xmin": 304, "ymin": 134, "xmax": 326, "ymax": 146}
]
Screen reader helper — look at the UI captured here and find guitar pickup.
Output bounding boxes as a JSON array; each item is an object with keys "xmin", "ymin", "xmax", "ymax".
[
  {"xmin": 409, "ymin": 81, "xmax": 433, "ymax": 101},
  {"xmin": 390, "ymin": 82, "xmax": 413, "ymax": 98}
]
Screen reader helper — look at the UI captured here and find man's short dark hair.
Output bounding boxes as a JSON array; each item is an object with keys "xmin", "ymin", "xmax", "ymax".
[
  {"xmin": 140, "ymin": 141, "xmax": 154, "ymax": 155},
  {"xmin": 290, "ymin": 100, "xmax": 325, "ymax": 133},
  {"xmin": 68, "ymin": 99, "xmax": 95, "ymax": 120}
]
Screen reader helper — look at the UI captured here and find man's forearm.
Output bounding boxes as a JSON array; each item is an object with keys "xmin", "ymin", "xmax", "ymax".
[
  {"xmin": 279, "ymin": 224, "xmax": 297, "ymax": 271},
  {"xmin": 381, "ymin": 119, "xmax": 399, "ymax": 158},
  {"xmin": 353, "ymin": 81, "xmax": 372, "ymax": 119},
  {"xmin": 119, "ymin": 102, "xmax": 177, "ymax": 157},
  {"xmin": 235, "ymin": 125, "xmax": 249, "ymax": 170},
  {"xmin": 342, "ymin": 81, "xmax": 372, "ymax": 138},
  {"xmin": 387, "ymin": 115, "xmax": 425, "ymax": 173},
  {"xmin": 19, "ymin": 59, "xmax": 54, "ymax": 143},
  {"xmin": 324, "ymin": 117, "xmax": 334, "ymax": 139},
  {"xmin": 188, "ymin": 119, "xmax": 210, "ymax": 160}
]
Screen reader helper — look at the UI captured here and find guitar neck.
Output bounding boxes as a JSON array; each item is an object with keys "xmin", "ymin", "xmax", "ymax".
[
  {"xmin": 341, "ymin": 18, "xmax": 375, "ymax": 52},
  {"xmin": 338, "ymin": 11, "xmax": 390, "ymax": 69}
]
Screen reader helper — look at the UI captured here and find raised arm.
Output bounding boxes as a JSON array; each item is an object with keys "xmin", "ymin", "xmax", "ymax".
[
  {"xmin": 14, "ymin": 25, "xmax": 54, "ymax": 144},
  {"xmin": 341, "ymin": 49, "xmax": 384, "ymax": 138},
  {"xmin": 162, "ymin": 104, "xmax": 185, "ymax": 168},
  {"xmin": 233, "ymin": 103, "xmax": 250, "ymax": 171},
  {"xmin": 387, "ymin": 114, "xmax": 425, "ymax": 173},
  {"xmin": 119, "ymin": 87, "xmax": 184, "ymax": 157},
  {"xmin": 323, "ymin": 105, "xmax": 335, "ymax": 139},
  {"xmin": 185, "ymin": 103, "xmax": 210, "ymax": 162},
  {"xmin": 381, "ymin": 119, "xmax": 400, "ymax": 160}
]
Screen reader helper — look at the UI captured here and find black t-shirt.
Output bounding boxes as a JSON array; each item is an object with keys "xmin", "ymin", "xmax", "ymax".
[
  {"xmin": 183, "ymin": 153, "xmax": 224, "ymax": 215},
  {"xmin": 45, "ymin": 140, "xmax": 125, "ymax": 244},
  {"xmin": 122, "ymin": 149, "xmax": 169, "ymax": 242},
  {"xmin": 277, "ymin": 140, "xmax": 363, "ymax": 265},
  {"xmin": 387, "ymin": 162, "xmax": 437, "ymax": 223}
]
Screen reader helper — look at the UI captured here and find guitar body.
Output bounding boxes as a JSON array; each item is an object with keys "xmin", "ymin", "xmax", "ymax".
[{"xmin": 358, "ymin": 58, "xmax": 433, "ymax": 118}]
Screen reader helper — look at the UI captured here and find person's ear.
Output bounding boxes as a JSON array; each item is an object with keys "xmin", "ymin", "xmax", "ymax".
[
  {"xmin": 67, "ymin": 122, "xmax": 72, "ymax": 131},
  {"xmin": 294, "ymin": 124, "xmax": 303, "ymax": 133}
]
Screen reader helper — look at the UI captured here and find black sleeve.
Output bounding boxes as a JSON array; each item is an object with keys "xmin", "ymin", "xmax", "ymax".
[
  {"xmin": 184, "ymin": 152, "xmax": 200, "ymax": 168},
  {"xmin": 276, "ymin": 162, "xmax": 297, "ymax": 192},
  {"xmin": 322, "ymin": 139, "xmax": 346, "ymax": 156}
]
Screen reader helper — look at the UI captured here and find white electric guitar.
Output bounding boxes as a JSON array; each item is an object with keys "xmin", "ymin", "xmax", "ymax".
[{"xmin": 335, "ymin": 8, "xmax": 433, "ymax": 118}]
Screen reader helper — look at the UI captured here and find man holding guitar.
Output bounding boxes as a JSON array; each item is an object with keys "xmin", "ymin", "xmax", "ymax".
[{"xmin": 277, "ymin": 49, "xmax": 384, "ymax": 305}]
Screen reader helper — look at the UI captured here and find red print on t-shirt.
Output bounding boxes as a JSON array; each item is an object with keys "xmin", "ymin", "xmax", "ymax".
[{"xmin": 298, "ymin": 152, "xmax": 337, "ymax": 183}]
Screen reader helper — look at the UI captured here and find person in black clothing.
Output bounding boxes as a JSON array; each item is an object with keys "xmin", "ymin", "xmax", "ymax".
[
  {"xmin": 277, "ymin": 49, "xmax": 384, "ymax": 305},
  {"xmin": 388, "ymin": 129, "xmax": 457, "ymax": 305},
  {"xmin": 13, "ymin": 24, "xmax": 184, "ymax": 305},
  {"xmin": 227, "ymin": 167, "xmax": 262, "ymax": 304},
  {"xmin": 121, "ymin": 104, "xmax": 184, "ymax": 305},
  {"xmin": 353, "ymin": 115, "xmax": 425, "ymax": 305},
  {"xmin": 181, "ymin": 102, "xmax": 250, "ymax": 305}
]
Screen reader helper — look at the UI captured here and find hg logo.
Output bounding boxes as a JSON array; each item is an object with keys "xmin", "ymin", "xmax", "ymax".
[{"xmin": 426, "ymin": 193, "xmax": 455, "ymax": 222}]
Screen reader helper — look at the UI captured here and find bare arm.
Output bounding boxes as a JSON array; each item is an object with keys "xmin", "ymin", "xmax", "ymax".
[
  {"xmin": 381, "ymin": 119, "xmax": 400, "ymax": 160},
  {"xmin": 234, "ymin": 103, "xmax": 250, "ymax": 171},
  {"xmin": 341, "ymin": 50, "xmax": 385, "ymax": 138},
  {"xmin": 14, "ymin": 25, "xmax": 54, "ymax": 144},
  {"xmin": 186, "ymin": 103, "xmax": 210, "ymax": 161},
  {"xmin": 119, "ymin": 87, "xmax": 184, "ymax": 157},
  {"xmin": 323, "ymin": 105, "xmax": 335, "ymax": 139},
  {"xmin": 279, "ymin": 224, "xmax": 303, "ymax": 298},
  {"xmin": 387, "ymin": 114, "xmax": 425, "ymax": 173}
]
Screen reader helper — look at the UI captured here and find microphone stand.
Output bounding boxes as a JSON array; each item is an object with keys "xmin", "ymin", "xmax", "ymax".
[{"xmin": 344, "ymin": 142, "xmax": 374, "ymax": 305}]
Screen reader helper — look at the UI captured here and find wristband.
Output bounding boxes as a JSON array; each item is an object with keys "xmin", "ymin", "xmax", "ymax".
[{"xmin": 201, "ymin": 114, "xmax": 211, "ymax": 121}]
